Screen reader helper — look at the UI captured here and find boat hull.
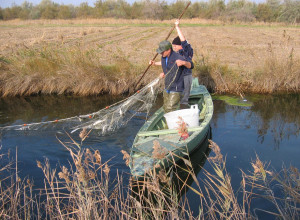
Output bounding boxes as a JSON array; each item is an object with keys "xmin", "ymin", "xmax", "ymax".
[{"xmin": 129, "ymin": 79, "xmax": 213, "ymax": 178}]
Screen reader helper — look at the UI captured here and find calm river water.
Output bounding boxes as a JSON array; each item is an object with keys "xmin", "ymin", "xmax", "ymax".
[{"xmin": 1, "ymin": 94, "xmax": 300, "ymax": 218}]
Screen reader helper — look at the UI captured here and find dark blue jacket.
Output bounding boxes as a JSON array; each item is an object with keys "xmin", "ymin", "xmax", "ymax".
[
  {"xmin": 178, "ymin": 40, "xmax": 193, "ymax": 76},
  {"xmin": 161, "ymin": 50, "xmax": 193, "ymax": 92}
]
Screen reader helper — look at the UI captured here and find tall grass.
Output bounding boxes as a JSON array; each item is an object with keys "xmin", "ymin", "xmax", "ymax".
[
  {"xmin": 0, "ymin": 147, "xmax": 37, "ymax": 219},
  {"xmin": 194, "ymin": 31, "xmax": 300, "ymax": 95},
  {"xmin": 250, "ymin": 41, "xmax": 300, "ymax": 93},
  {"xmin": 0, "ymin": 132, "xmax": 299, "ymax": 219},
  {"xmin": 0, "ymin": 24, "xmax": 299, "ymax": 97},
  {"xmin": 0, "ymin": 45, "xmax": 147, "ymax": 97}
]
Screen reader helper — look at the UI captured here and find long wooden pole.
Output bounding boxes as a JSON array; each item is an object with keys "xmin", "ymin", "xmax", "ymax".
[{"xmin": 134, "ymin": 1, "xmax": 191, "ymax": 90}]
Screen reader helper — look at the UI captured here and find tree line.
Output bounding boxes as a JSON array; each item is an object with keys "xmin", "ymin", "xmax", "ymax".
[{"xmin": 0, "ymin": 0, "xmax": 299, "ymax": 23}]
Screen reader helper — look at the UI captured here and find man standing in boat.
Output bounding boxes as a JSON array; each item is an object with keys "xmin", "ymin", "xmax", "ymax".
[
  {"xmin": 172, "ymin": 19, "xmax": 194, "ymax": 109},
  {"xmin": 150, "ymin": 20, "xmax": 194, "ymax": 109},
  {"xmin": 155, "ymin": 40, "xmax": 193, "ymax": 113}
]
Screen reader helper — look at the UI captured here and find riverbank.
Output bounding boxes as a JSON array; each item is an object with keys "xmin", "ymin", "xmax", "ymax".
[{"xmin": 0, "ymin": 19, "xmax": 299, "ymax": 96}]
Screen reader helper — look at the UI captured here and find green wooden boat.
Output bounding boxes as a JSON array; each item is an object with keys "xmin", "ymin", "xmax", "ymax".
[{"xmin": 129, "ymin": 78, "xmax": 213, "ymax": 178}]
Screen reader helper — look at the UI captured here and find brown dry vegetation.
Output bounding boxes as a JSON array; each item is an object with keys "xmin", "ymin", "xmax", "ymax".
[
  {"xmin": 0, "ymin": 19, "xmax": 299, "ymax": 96},
  {"xmin": 1, "ymin": 136, "xmax": 299, "ymax": 219}
]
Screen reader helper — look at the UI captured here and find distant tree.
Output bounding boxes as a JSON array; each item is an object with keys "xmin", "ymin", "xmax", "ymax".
[
  {"xmin": 29, "ymin": 6, "xmax": 42, "ymax": 19},
  {"xmin": 42, "ymin": 7, "xmax": 58, "ymax": 19},
  {"xmin": 76, "ymin": 2, "xmax": 93, "ymax": 18},
  {"xmin": 112, "ymin": 0, "xmax": 130, "ymax": 18},
  {"xmin": 189, "ymin": 2, "xmax": 208, "ymax": 18},
  {"xmin": 0, "ymin": 7, "xmax": 3, "ymax": 20},
  {"xmin": 142, "ymin": 0, "xmax": 168, "ymax": 20},
  {"xmin": 2, "ymin": 8, "xmax": 10, "ymax": 20},
  {"xmin": 128, "ymin": 2, "xmax": 144, "ymax": 19},
  {"xmin": 0, "ymin": 0, "xmax": 298, "ymax": 23},
  {"xmin": 266, "ymin": 0, "xmax": 281, "ymax": 21},
  {"xmin": 256, "ymin": 3, "xmax": 272, "ymax": 21},
  {"xmin": 120, "ymin": 0, "xmax": 142, "ymax": 19},
  {"xmin": 205, "ymin": 0, "xmax": 226, "ymax": 19},
  {"xmin": 224, "ymin": 0, "xmax": 256, "ymax": 22},
  {"xmin": 95, "ymin": 0, "xmax": 139, "ymax": 18},
  {"xmin": 2, "ymin": 5, "xmax": 22, "ymax": 20},
  {"xmin": 278, "ymin": 0, "xmax": 300, "ymax": 23},
  {"xmin": 19, "ymin": 1, "xmax": 33, "ymax": 19},
  {"xmin": 227, "ymin": 0, "xmax": 246, "ymax": 10},
  {"xmin": 58, "ymin": 5, "xmax": 74, "ymax": 19},
  {"xmin": 98, "ymin": 0, "xmax": 114, "ymax": 17},
  {"xmin": 39, "ymin": 0, "xmax": 59, "ymax": 19},
  {"xmin": 103, "ymin": 0, "xmax": 128, "ymax": 18},
  {"xmin": 94, "ymin": 0, "xmax": 105, "ymax": 17},
  {"xmin": 167, "ymin": 0, "xmax": 188, "ymax": 19}
]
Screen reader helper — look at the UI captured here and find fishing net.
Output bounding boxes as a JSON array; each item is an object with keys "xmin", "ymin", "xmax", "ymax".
[{"xmin": 0, "ymin": 78, "xmax": 162, "ymax": 135}]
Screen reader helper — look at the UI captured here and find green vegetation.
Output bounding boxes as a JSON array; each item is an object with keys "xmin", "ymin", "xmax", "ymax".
[
  {"xmin": 0, "ymin": 133, "xmax": 299, "ymax": 219},
  {"xmin": 213, "ymin": 95, "xmax": 253, "ymax": 106},
  {"xmin": 0, "ymin": 0, "xmax": 299, "ymax": 24}
]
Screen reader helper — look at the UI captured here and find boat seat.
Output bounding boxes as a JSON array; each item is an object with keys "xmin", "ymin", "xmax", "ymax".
[
  {"xmin": 159, "ymin": 134, "xmax": 181, "ymax": 143},
  {"xmin": 137, "ymin": 125, "xmax": 205, "ymax": 137}
]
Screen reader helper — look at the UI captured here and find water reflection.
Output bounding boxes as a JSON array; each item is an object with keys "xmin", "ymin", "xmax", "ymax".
[
  {"xmin": 0, "ymin": 95, "xmax": 124, "ymax": 126},
  {"xmin": 213, "ymin": 94, "xmax": 300, "ymax": 149},
  {"xmin": 0, "ymin": 94, "xmax": 164, "ymax": 187},
  {"xmin": 1, "ymin": 94, "xmax": 300, "ymax": 150},
  {"xmin": 250, "ymin": 94, "xmax": 300, "ymax": 149},
  {"xmin": 173, "ymin": 128, "xmax": 211, "ymax": 197}
]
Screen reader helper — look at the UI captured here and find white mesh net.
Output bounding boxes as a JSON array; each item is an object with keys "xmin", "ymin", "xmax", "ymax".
[{"xmin": 0, "ymin": 78, "xmax": 162, "ymax": 135}]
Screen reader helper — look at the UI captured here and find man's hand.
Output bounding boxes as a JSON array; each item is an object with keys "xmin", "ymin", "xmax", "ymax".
[
  {"xmin": 176, "ymin": 60, "xmax": 186, "ymax": 67},
  {"xmin": 149, "ymin": 60, "xmax": 155, "ymax": 66},
  {"xmin": 176, "ymin": 60, "xmax": 191, "ymax": 69},
  {"xmin": 149, "ymin": 60, "xmax": 161, "ymax": 66},
  {"xmin": 174, "ymin": 19, "xmax": 186, "ymax": 41},
  {"xmin": 159, "ymin": 72, "xmax": 165, "ymax": 79}
]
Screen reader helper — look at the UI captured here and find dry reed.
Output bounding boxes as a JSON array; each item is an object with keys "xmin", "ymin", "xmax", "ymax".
[
  {"xmin": 194, "ymin": 31, "xmax": 300, "ymax": 95},
  {"xmin": 0, "ymin": 20, "xmax": 299, "ymax": 97},
  {"xmin": 0, "ymin": 45, "xmax": 146, "ymax": 97},
  {"xmin": 0, "ymin": 134, "xmax": 299, "ymax": 219}
]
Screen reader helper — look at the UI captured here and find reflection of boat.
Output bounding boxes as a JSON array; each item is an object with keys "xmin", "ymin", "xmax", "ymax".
[
  {"xmin": 129, "ymin": 78, "xmax": 213, "ymax": 178},
  {"xmin": 172, "ymin": 130, "xmax": 211, "ymax": 197}
]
